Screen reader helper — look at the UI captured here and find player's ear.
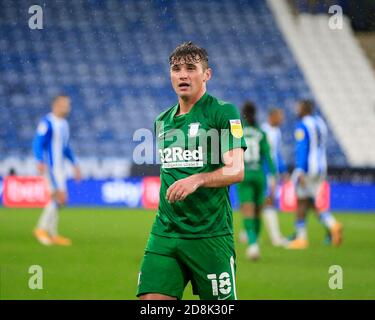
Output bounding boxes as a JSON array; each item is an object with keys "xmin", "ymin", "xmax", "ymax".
[{"xmin": 203, "ymin": 68, "xmax": 212, "ymax": 82}]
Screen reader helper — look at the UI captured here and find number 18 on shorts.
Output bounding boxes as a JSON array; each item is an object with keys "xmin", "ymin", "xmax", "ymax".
[{"xmin": 136, "ymin": 234, "xmax": 237, "ymax": 300}]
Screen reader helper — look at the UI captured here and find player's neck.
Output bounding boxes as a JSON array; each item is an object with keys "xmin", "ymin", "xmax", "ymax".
[
  {"xmin": 177, "ymin": 89, "xmax": 206, "ymax": 115},
  {"xmin": 269, "ymin": 122, "xmax": 278, "ymax": 128},
  {"xmin": 52, "ymin": 111, "xmax": 65, "ymax": 119}
]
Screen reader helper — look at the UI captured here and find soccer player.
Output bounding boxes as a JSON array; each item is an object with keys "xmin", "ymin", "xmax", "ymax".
[
  {"xmin": 287, "ymin": 100, "xmax": 343, "ymax": 249},
  {"xmin": 33, "ymin": 95, "xmax": 81, "ymax": 246},
  {"xmin": 137, "ymin": 42, "xmax": 246, "ymax": 300},
  {"xmin": 261, "ymin": 108, "xmax": 288, "ymax": 247},
  {"xmin": 238, "ymin": 101, "xmax": 276, "ymax": 261}
]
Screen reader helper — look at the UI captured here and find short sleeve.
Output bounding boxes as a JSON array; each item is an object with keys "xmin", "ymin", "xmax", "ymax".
[
  {"xmin": 215, "ymin": 103, "xmax": 247, "ymax": 156},
  {"xmin": 36, "ymin": 121, "xmax": 49, "ymax": 136},
  {"xmin": 33, "ymin": 119, "xmax": 51, "ymax": 162}
]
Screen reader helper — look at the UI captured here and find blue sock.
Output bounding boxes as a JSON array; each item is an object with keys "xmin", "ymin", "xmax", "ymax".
[
  {"xmin": 295, "ymin": 219, "xmax": 307, "ymax": 239},
  {"xmin": 319, "ymin": 211, "xmax": 336, "ymax": 229}
]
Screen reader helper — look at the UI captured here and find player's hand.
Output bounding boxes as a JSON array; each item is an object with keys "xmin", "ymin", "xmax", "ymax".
[
  {"xmin": 298, "ymin": 174, "xmax": 306, "ymax": 188},
  {"xmin": 281, "ymin": 172, "xmax": 291, "ymax": 183},
  {"xmin": 73, "ymin": 166, "xmax": 81, "ymax": 182},
  {"xmin": 265, "ymin": 196, "xmax": 274, "ymax": 207},
  {"xmin": 54, "ymin": 191, "xmax": 67, "ymax": 206},
  {"xmin": 37, "ymin": 162, "xmax": 46, "ymax": 175},
  {"xmin": 268, "ymin": 176, "xmax": 276, "ymax": 200},
  {"xmin": 166, "ymin": 174, "xmax": 203, "ymax": 203}
]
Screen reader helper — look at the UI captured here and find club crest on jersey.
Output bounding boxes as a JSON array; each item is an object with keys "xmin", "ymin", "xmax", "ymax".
[
  {"xmin": 295, "ymin": 128, "xmax": 305, "ymax": 141},
  {"xmin": 188, "ymin": 122, "xmax": 200, "ymax": 137},
  {"xmin": 229, "ymin": 119, "xmax": 243, "ymax": 138}
]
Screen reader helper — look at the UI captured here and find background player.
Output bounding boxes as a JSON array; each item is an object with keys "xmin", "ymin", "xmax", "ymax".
[
  {"xmin": 33, "ymin": 95, "xmax": 81, "ymax": 246},
  {"xmin": 137, "ymin": 42, "xmax": 246, "ymax": 300},
  {"xmin": 287, "ymin": 100, "xmax": 343, "ymax": 249},
  {"xmin": 238, "ymin": 101, "xmax": 276, "ymax": 261},
  {"xmin": 261, "ymin": 108, "xmax": 288, "ymax": 247}
]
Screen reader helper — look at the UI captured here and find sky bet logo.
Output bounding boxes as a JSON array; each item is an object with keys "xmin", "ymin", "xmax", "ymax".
[{"xmin": 159, "ymin": 146, "xmax": 203, "ymax": 168}]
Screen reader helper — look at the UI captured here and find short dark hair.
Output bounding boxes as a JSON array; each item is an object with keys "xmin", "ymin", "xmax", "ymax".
[
  {"xmin": 268, "ymin": 107, "xmax": 283, "ymax": 117},
  {"xmin": 299, "ymin": 99, "xmax": 314, "ymax": 114},
  {"xmin": 242, "ymin": 101, "xmax": 257, "ymax": 126},
  {"xmin": 52, "ymin": 94, "xmax": 69, "ymax": 105},
  {"xmin": 169, "ymin": 41, "xmax": 209, "ymax": 70}
]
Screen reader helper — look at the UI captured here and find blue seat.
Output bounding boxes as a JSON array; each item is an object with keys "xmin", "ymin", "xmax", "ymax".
[{"xmin": 0, "ymin": 0, "xmax": 347, "ymax": 166}]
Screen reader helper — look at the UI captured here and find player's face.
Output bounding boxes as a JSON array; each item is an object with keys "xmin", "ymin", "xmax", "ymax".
[
  {"xmin": 54, "ymin": 98, "xmax": 71, "ymax": 118},
  {"xmin": 170, "ymin": 59, "xmax": 211, "ymax": 100},
  {"xmin": 274, "ymin": 110, "xmax": 284, "ymax": 126},
  {"xmin": 296, "ymin": 103, "xmax": 303, "ymax": 118}
]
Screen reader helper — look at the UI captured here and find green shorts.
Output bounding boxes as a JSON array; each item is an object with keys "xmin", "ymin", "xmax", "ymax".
[
  {"xmin": 136, "ymin": 233, "xmax": 237, "ymax": 300},
  {"xmin": 238, "ymin": 172, "xmax": 266, "ymax": 206}
]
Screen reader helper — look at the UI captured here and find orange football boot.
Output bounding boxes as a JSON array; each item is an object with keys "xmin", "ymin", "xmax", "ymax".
[
  {"xmin": 51, "ymin": 235, "xmax": 72, "ymax": 246},
  {"xmin": 34, "ymin": 228, "xmax": 53, "ymax": 246},
  {"xmin": 330, "ymin": 222, "xmax": 343, "ymax": 247},
  {"xmin": 287, "ymin": 238, "xmax": 308, "ymax": 250}
]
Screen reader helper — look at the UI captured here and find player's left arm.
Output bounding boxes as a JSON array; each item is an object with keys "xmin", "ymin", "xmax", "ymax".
[
  {"xmin": 199, "ymin": 147, "xmax": 245, "ymax": 186},
  {"xmin": 166, "ymin": 148, "xmax": 244, "ymax": 203},
  {"xmin": 276, "ymin": 133, "xmax": 287, "ymax": 175},
  {"xmin": 63, "ymin": 144, "xmax": 81, "ymax": 181},
  {"xmin": 262, "ymin": 133, "xmax": 276, "ymax": 176},
  {"xmin": 166, "ymin": 102, "xmax": 246, "ymax": 203}
]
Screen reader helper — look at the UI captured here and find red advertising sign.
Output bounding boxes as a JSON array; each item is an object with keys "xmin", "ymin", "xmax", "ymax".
[
  {"xmin": 142, "ymin": 176, "xmax": 161, "ymax": 209},
  {"xmin": 279, "ymin": 180, "xmax": 330, "ymax": 212},
  {"xmin": 315, "ymin": 181, "xmax": 330, "ymax": 212},
  {"xmin": 3, "ymin": 176, "xmax": 50, "ymax": 208}
]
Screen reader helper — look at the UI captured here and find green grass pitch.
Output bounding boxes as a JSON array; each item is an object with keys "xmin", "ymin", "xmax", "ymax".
[{"xmin": 0, "ymin": 208, "xmax": 374, "ymax": 300}]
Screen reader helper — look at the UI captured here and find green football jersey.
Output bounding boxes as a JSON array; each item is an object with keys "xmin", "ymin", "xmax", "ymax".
[
  {"xmin": 242, "ymin": 123, "xmax": 276, "ymax": 178},
  {"xmin": 151, "ymin": 92, "xmax": 247, "ymax": 238}
]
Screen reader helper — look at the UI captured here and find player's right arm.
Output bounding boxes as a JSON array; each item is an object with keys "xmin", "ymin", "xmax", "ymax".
[
  {"xmin": 32, "ymin": 119, "xmax": 51, "ymax": 175},
  {"xmin": 292, "ymin": 123, "xmax": 309, "ymax": 186},
  {"xmin": 260, "ymin": 132, "xmax": 277, "ymax": 198}
]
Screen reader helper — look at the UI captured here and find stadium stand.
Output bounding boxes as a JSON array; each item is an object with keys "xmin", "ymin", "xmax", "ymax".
[
  {"xmin": 269, "ymin": 0, "xmax": 375, "ymax": 167},
  {"xmin": 0, "ymin": 0, "xmax": 360, "ymax": 177}
]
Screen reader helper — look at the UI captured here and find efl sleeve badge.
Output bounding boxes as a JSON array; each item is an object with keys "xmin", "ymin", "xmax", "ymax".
[
  {"xmin": 295, "ymin": 128, "xmax": 305, "ymax": 141},
  {"xmin": 229, "ymin": 119, "xmax": 243, "ymax": 138}
]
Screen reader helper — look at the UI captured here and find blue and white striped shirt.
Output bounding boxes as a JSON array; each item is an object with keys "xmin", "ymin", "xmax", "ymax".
[
  {"xmin": 33, "ymin": 113, "xmax": 76, "ymax": 171},
  {"xmin": 261, "ymin": 122, "xmax": 287, "ymax": 175},
  {"xmin": 294, "ymin": 115, "xmax": 327, "ymax": 177}
]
